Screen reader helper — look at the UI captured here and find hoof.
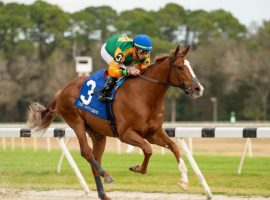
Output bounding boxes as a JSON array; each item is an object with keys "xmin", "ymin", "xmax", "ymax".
[
  {"xmin": 129, "ymin": 165, "xmax": 146, "ymax": 174},
  {"xmin": 100, "ymin": 196, "xmax": 111, "ymax": 200},
  {"xmin": 104, "ymin": 176, "xmax": 115, "ymax": 184},
  {"xmin": 129, "ymin": 164, "xmax": 140, "ymax": 173},
  {"xmin": 98, "ymin": 190, "xmax": 111, "ymax": 199},
  {"xmin": 102, "ymin": 196, "xmax": 111, "ymax": 200},
  {"xmin": 179, "ymin": 181, "xmax": 189, "ymax": 191}
]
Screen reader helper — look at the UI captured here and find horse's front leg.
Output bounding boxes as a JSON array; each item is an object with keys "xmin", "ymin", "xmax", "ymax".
[
  {"xmin": 120, "ymin": 128, "xmax": 152, "ymax": 174},
  {"xmin": 145, "ymin": 129, "xmax": 189, "ymax": 191}
]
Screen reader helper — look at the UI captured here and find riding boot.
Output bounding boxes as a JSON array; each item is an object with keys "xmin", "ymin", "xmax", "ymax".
[{"xmin": 98, "ymin": 77, "xmax": 118, "ymax": 102}]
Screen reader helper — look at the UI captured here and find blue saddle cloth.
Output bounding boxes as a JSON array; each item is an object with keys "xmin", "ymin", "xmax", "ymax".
[{"xmin": 74, "ymin": 69, "xmax": 125, "ymax": 120}]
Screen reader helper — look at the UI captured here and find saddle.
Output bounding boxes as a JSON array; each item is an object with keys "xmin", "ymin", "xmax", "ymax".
[{"xmin": 74, "ymin": 69, "xmax": 126, "ymax": 137}]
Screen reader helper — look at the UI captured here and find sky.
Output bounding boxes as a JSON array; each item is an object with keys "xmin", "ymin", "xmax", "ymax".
[{"xmin": 3, "ymin": 0, "xmax": 270, "ymax": 27}]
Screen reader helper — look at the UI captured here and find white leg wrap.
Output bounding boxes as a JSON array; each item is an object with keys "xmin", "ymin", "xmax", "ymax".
[{"xmin": 179, "ymin": 157, "xmax": 188, "ymax": 183}]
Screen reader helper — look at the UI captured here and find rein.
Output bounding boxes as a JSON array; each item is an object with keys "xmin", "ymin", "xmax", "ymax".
[
  {"xmin": 138, "ymin": 74, "xmax": 183, "ymax": 88},
  {"xmin": 138, "ymin": 55, "xmax": 186, "ymax": 90}
]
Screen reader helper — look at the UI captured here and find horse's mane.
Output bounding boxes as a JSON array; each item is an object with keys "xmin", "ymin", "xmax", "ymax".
[
  {"xmin": 141, "ymin": 49, "xmax": 179, "ymax": 74},
  {"xmin": 139, "ymin": 54, "xmax": 169, "ymax": 75},
  {"xmin": 153, "ymin": 49, "xmax": 180, "ymax": 65},
  {"xmin": 154, "ymin": 54, "xmax": 169, "ymax": 64}
]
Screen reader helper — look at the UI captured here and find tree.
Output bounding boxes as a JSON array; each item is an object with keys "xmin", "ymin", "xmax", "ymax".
[
  {"xmin": 115, "ymin": 8, "xmax": 161, "ymax": 38},
  {"xmin": 188, "ymin": 36, "xmax": 238, "ymax": 120},
  {"xmin": 210, "ymin": 9, "xmax": 246, "ymax": 39},
  {"xmin": 185, "ymin": 10, "xmax": 215, "ymax": 46},
  {"xmin": 29, "ymin": 0, "xmax": 69, "ymax": 60},
  {"xmin": 0, "ymin": 60, "xmax": 22, "ymax": 121},
  {"xmin": 0, "ymin": 3, "xmax": 33, "ymax": 59},
  {"xmin": 85, "ymin": 6, "xmax": 117, "ymax": 42},
  {"xmin": 228, "ymin": 25, "xmax": 270, "ymax": 120},
  {"xmin": 69, "ymin": 10, "xmax": 97, "ymax": 56},
  {"xmin": 186, "ymin": 9, "xmax": 246, "ymax": 47},
  {"xmin": 256, "ymin": 21, "xmax": 270, "ymax": 49},
  {"xmin": 156, "ymin": 3, "xmax": 186, "ymax": 42}
]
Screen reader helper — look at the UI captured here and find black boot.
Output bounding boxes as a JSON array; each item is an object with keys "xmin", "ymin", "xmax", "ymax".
[{"xmin": 98, "ymin": 77, "xmax": 117, "ymax": 102}]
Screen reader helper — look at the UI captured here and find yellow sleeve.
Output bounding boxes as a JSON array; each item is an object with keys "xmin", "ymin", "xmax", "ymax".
[
  {"xmin": 108, "ymin": 60, "xmax": 122, "ymax": 78},
  {"xmin": 138, "ymin": 53, "xmax": 151, "ymax": 70}
]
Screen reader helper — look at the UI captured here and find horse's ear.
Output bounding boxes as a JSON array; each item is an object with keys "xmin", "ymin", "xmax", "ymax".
[
  {"xmin": 174, "ymin": 45, "xmax": 180, "ymax": 57},
  {"xmin": 181, "ymin": 45, "xmax": 190, "ymax": 57}
]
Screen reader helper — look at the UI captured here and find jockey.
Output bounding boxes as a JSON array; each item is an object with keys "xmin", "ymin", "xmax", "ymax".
[{"xmin": 99, "ymin": 34, "xmax": 153, "ymax": 102}]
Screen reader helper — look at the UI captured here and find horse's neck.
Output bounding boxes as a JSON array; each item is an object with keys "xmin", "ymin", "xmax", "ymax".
[
  {"xmin": 145, "ymin": 59, "xmax": 170, "ymax": 82},
  {"xmin": 138, "ymin": 59, "xmax": 171, "ymax": 105}
]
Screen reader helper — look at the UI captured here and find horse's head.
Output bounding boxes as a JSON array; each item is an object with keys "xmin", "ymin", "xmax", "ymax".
[{"xmin": 168, "ymin": 45, "xmax": 204, "ymax": 98}]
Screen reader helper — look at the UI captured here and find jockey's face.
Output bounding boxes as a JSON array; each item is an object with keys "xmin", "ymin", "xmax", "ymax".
[{"xmin": 135, "ymin": 47, "xmax": 149, "ymax": 59}]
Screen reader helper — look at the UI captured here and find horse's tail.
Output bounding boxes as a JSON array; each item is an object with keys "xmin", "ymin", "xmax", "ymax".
[{"xmin": 27, "ymin": 90, "xmax": 61, "ymax": 134}]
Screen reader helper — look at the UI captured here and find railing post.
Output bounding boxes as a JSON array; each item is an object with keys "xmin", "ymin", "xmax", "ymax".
[{"xmin": 178, "ymin": 138, "xmax": 213, "ymax": 200}]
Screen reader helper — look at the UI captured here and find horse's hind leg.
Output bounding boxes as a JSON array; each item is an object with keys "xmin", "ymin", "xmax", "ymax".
[
  {"xmin": 86, "ymin": 127, "xmax": 114, "ymax": 200},
  {"xmin": 145, "ymin": 129, "xmax": 189, "ymax": 191},
  {"xmin": 61, "ymin": 112, "xmax": 110, "ymax": 199}
]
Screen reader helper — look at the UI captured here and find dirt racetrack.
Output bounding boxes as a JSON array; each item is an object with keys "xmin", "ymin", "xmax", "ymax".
[{"xmin": 1, "ymin": 188, "xmax": 270, "ymax": 200}]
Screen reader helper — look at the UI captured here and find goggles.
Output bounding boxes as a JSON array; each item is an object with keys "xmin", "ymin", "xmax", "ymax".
[{"xmin": 137, "ymin": 49, "xmax": 149, "ymax": 55}]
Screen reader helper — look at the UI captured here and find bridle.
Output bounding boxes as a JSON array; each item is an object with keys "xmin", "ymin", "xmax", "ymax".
[{"xmin": 138, "ymin": 54, "xmax": 188, "ymax": 92}]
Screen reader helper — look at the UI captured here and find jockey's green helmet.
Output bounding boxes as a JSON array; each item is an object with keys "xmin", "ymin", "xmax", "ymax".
[{"xmin": 133, "ymin": 34, "xmax": 152, "ymax": 51}]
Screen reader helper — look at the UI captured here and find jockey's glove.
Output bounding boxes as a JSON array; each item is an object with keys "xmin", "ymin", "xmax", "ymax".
[{"xmin": 121, "ymin": 68, "xmax": 128, "ymax": 76}]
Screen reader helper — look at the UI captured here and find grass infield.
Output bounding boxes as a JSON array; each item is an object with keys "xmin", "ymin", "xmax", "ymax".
[{"xmin": 0, "ymin": 148, "xmax": 270, "ymax": 196}]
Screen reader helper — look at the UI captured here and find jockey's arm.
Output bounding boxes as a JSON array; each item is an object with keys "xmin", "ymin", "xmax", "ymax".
[
  {"xmin": 108, "ymin": 48, "xmax": 149, "ymax": 78},
  {"xmin": 108, "ymin": 48, "xmax": 128, "ymax": 78},
  {"xmin": 108, "ymin": 60, "xmax": 128, "ymax": 78}
]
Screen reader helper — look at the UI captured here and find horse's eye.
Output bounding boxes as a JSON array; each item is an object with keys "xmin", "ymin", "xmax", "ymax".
[{"xmin": 178, "ymin": 66, "xmax": 184, "ymax": 71}]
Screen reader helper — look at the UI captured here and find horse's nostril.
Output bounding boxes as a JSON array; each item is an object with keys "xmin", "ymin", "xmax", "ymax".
[{"xmin": 195, "ymin": 87, "xmax": 200, "ymax": 92}]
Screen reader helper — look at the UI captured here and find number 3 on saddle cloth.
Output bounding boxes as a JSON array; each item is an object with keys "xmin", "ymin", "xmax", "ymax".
[{"xmin": 74, "ymin": 69, "xmax": 126, "ymax": 137}]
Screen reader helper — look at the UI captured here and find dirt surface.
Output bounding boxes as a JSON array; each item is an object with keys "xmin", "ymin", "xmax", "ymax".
[{"xmin": 1, "ymin": 188, "xmax": 270, "ymax": 200}]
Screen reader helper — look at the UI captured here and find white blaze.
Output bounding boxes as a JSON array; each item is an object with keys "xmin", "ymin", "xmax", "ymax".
[
  {"xmin": 184, "ymin": 59, "xmax": 204, "ymax": 96},
  {"xmin": 184, "ymin": 60, "xmax": 196, "ymax": 78}
]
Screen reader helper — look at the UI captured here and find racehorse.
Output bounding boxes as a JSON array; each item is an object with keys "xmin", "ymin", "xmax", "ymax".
[{"xmin": 27, "ymin": 45, "xmax": 204, "ymax": 200}]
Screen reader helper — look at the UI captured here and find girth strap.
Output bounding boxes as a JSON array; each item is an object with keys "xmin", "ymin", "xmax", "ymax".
[{"xmin": 105, "ymin": 101, "xmax": 119, "ymax": 138}]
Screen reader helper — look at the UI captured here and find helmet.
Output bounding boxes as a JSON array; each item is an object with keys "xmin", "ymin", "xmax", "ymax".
[{"xmin": 133, "ymin": 34, "xmax": 152, "ymax": 51}]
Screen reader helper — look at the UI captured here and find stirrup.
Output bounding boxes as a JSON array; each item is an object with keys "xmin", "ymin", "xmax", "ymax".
[{"xmin": 98, "ymin": 93, "xmax": 113, "ymax": 102}]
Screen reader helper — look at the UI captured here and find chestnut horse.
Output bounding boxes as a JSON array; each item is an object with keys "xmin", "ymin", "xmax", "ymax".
[{"xmin": 27, "ymin": 45, "xmax": 204, "ymax": 200}]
